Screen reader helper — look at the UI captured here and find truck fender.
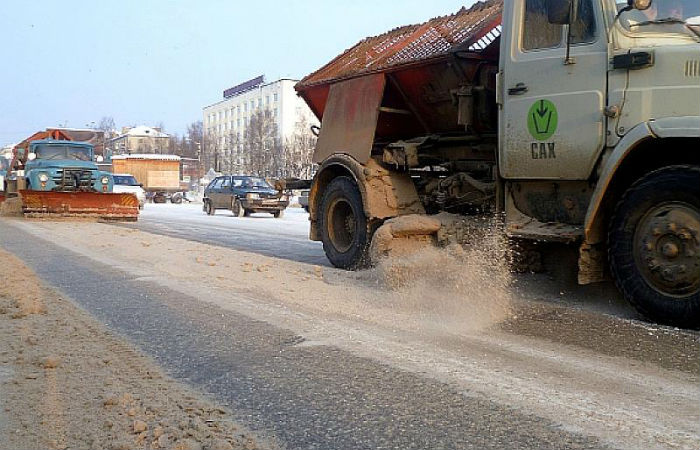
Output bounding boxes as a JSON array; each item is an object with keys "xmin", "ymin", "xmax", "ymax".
[
  {"xmin": 584, "ymin": 116, "xmax": 700, "ymax": 244},
  {"xmin": 309, "ymin": 154, "xmax": 424, "ymax": 241}
]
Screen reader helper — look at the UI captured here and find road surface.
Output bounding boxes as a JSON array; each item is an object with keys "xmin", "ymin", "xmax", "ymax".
[
  {"xmin": 123, "ymin": 203, "xmax": 328, "ymax": 265},
  {"xmin": 0, "ymin": 214, "xmax": 698, "ymax": 450}
]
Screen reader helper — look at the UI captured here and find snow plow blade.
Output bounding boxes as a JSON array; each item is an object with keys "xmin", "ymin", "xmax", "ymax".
[{"xmin": 20, "ymin": 190, "xmax": 139, "ymax": 221}]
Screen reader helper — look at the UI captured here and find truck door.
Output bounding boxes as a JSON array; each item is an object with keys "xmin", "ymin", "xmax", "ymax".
[{"xmin": 499, "ymin": 0, "xmax": 607, "ymax": 180}]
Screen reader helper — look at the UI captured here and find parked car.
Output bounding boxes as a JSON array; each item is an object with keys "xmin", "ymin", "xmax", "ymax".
[
  {"xmin": 299, "ymin": 190, "xmax": 310, "ymax": 213},
  {"xmin": 203, "ymin": 175, "xmax": 289, "ymax": 218},
  {"xmin": 112, "ymin": 174, "xmax": 146, "ymax": 209}
]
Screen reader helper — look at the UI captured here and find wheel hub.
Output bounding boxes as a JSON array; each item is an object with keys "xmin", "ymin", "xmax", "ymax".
[
  {"xmin": 327, "ymin": 198, "xmax": 356, "ymax": 253},
  {"xmin": 635, "ymin": 203, "xmax": 700, "ymax": 297}
]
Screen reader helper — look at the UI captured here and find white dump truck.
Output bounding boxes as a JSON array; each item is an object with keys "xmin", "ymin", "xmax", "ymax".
[{"xmin": 294, "ymin": 0, "xmax": 700, "ymax": 327}]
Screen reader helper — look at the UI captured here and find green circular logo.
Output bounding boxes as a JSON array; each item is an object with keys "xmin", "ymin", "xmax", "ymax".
[{"xmin": 527, "ymin": 99, "xmax": 558, "ymax": 141}]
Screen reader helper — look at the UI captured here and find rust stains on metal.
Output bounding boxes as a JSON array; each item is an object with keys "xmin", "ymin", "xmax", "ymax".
[
  {"xmin": 296, "ymin": 0, "xmax": 502, "ymax": 90},
  {"xmin": 20, "ymin": 191, "xmax": 140, "ymax": 221}
]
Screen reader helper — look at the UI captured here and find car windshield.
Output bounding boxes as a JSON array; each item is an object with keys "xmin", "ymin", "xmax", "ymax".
[
  {"xmin": 618, "ymin": 0, "xmax": 700, "ymax": 36},
  {"xmin": 236, "ymin": 177, "xmax": 272, "ymax": 189},
  {"xmin": 34, "ymin": 144, "xmax": 93, "ymax": 161},
  {"xmin": 113, "ymin": 175, "xmax": 139, "ymax": 186}
]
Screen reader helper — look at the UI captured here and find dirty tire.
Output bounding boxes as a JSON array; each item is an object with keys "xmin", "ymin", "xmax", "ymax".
[
  {"xmin": 232, "ymin": 198, "xmax": 245, "ymax": 217},
  {"xmin": 608, "ymin": 165, "xmax": 700, "ymax": 328},
  {"xmin": 320, "ymin": 176, "xmax": 372, "ymax": 270},
  {"xmin": 205, "ymin": 200, "xmax": 215, "ymax": 216},
  {"xmin": 273, "ymin": 209, "xmax": 284, "ymax": 219}
]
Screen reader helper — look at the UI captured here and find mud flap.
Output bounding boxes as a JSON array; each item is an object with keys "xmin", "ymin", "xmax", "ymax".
[{"xmin": 20, "ymin": 190, "xmax": 139, "ymax": 221}]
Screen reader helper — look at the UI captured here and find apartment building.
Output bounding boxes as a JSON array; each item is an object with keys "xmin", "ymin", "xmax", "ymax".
[{"xmin": 202, "ymin": 76, "xmax": 317, "ymax": 171}]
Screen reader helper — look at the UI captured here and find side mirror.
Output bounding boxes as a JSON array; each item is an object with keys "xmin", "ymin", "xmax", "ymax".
[
  {"xmin": 27, "ymin": 152, "xmax": 37, "ymax": 161},
  {"xmin": 545, "ymin": 0, "xmax": 572, "ymax": 24},
  {"xmin": 96, "ymin": 155, "xmax": 104, "ymax": 163}
]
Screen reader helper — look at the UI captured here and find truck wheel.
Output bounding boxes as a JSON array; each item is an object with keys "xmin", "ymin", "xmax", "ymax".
[
  {"xmin": 273, "ymin": 209, "xmax": 284, "ymax": 219},
  {"xmin": 319, "ymin": 176, "xmax": 372, "ymax": 269},
  {"xmin": 608, "ymin": 166, "xmax": 700, "ymax": 328},
  {"xmin": 232, "ymin": 198, "xmax": 245, "ymax": 217}
]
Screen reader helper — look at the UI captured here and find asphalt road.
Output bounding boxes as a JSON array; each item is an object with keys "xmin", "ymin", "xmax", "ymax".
[
  {"xmin": 1, "ymin": 216, "xmax": 698, "ymax": 450},
  {"xmin": 122, "ymin": 203, "xmax": 329, "ymax": 266},
  {"xmin": 0, "ymin": 222, "xmax": 611, "ymax": 450}
]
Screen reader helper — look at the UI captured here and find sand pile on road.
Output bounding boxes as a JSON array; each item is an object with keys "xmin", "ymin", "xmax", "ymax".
[
  {"xmin": 0, "ymin": 252, "xmax": 47, "ymax": 318},
  {"xmin": 0, "ymin": 248, "xmax": 262, "ymax": 450},
  {"xmin": 0, "ymin": 197, "xmax": 23, "ymax": 216}
]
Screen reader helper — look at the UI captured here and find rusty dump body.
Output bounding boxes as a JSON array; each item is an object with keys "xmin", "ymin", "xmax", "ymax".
[
  {"xmin": 296, "ymin": 0, "xmax": 503, "ymax": 164},
  {"xmin": 296, "ymin": 0, "xmax": 504, "ymax": 228}
]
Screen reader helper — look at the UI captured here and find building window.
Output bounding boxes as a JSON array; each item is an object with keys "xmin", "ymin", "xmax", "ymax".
[
  {"xmin": 273, "ymin": 93, "xmax": 278, "ymax": 102},
  {"xmin": 266, "ymin": 96, "xmax": 270, "ymax": 105}
]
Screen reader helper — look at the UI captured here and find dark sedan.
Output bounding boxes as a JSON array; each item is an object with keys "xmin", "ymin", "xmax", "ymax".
[{"xmin": 203, "ymin": 175, "xmax": 289, "ymax": 218}]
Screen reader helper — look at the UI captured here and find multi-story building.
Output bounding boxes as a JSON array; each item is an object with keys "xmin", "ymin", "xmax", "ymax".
[
  {"xmin": 202, "ymin": 76, "xmax": 318, "ymax": 175},
  {"xmin": 108, "ymin": 125, "xmax": 170, "ymax": 156}
]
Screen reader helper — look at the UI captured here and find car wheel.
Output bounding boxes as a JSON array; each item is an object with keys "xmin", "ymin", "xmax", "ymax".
[
  {"xmin": 205, "ymin": 200, "xmax": 215, "ymax": 216},
  {"xmin": 608, "ymin": 165, "xmax": 700, "ymax": 328},
  {"xmin": 273, "ymin": 209, "xmax": 284, "ymax": 219},
  {"xmin": 319, "ymin": 176, "xmax": 374, "ymax": 270},
  {"xmin": 231, "ymin": 198, "xmax": 245, "ymax": 217}
]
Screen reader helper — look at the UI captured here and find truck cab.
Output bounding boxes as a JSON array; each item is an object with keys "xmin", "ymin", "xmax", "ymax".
[{"xmin": 24, "ymin": 139, "xmax": 113, "ymax": 193}]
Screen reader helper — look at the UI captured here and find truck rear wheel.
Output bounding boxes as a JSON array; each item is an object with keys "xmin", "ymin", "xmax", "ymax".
[
  {"xmin": 320, "ymin": 176, "xmax": 372, "ymax": 269},
  {"xmin": 608, "ymin": 166, "xmax": 700, "ymax": 328}
]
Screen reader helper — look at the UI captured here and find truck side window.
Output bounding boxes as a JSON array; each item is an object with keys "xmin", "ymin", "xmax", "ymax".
[
  {"xmin": 523, "ymin": 0, "xmax": 563, "ymax": 50},
  {"xmin": 523, "ymin": 0, "xmax": 597, "ymax": 50},
  {"xmin": 221, "ymin": 177, "xmax": 231, "ymax": 189},
  {"xmin": 571, "ymin": 0, "xmax": 597, "ymax": 44}
]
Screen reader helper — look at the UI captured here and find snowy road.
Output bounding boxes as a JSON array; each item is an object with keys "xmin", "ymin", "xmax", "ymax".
[{"xmin": 123, "ymin": 203, "xmax": 328, "ymax": 266}]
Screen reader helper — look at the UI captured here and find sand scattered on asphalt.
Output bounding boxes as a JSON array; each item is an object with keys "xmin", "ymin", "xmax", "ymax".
[
  {"xmin": 0, "ymin": 249, "xmax": 263, "ymax": 450},
  {"xmin": 19, "ymin": 220, "xmax": 515, "ymax": 336}
]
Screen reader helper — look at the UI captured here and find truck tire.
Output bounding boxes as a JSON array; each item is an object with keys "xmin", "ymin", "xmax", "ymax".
[
  {"xmin": 608, "ymin": 166, "xmax": 700, "ymax": 328},
  {"xmin": 232, "ymin": 198, "xmax": 245, "ymax": 217},
  {"xmin": 273, "ymin": 209, "xmax": 284, "ymax": 219},
  {"xmin": 319, "ymin": 176, "xmax": 372, "ymax": 270}
]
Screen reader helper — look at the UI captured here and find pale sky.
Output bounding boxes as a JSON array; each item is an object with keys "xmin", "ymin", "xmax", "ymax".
[{"xmin": 0, "ymin": 1, "xmax": 476, "ymax": 145}]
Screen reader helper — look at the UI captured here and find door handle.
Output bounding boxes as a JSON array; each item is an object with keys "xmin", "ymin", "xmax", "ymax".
[{"xmin": 508, "ymin": 83, "xmax": 528, "ymax": 95}]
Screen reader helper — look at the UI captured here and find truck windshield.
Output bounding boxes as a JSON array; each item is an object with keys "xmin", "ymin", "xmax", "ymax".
[
  {"xmin": 34, "ymin": 145, "xmax": 93, "ymax": 161},
  {"xmin": 618, "ymin": 0, "xmax": 700, "ymax": 37},
  {"xmin": 113, "ymin": 175, "xmax": 139, "ymax": 186}
]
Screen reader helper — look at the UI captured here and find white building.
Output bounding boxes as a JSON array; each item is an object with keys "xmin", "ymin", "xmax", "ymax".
[
  {"xmin": 202, "ymin": 76, "xmax": 317, "ymax": 167},
  {"xmin": 108, "ymin": 125, "xmax": 170, "ymax": 155}
]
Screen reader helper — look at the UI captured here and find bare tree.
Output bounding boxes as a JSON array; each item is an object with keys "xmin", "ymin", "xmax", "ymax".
[
  {"xmin": 243, "ymin": 109, "xmax": 281, "ymax": 177},
  {"xmin": 283, "ymin": 116, "xmax": 317, "ymax": 179},
  {"xmin": 97, "ymin": 116, "xmax": 116, "ymax": 135}
]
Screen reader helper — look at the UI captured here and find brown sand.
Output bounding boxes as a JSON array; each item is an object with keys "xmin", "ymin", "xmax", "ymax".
[{"xmin": 0, "ymin": 249, "xmax": 263, "ymax": 450}]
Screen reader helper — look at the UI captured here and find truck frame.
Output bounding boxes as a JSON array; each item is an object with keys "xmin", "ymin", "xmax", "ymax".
[{"xmin": 295, "ymin": 0, "xmax": 700, "ymax": 327}]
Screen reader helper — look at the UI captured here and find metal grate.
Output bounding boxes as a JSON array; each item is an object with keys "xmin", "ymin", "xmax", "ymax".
[
  {"xmin": 297, "ymin": 0, "xmax": 502, "ymax": 88},
  {"xmin": 685, "ymin": 60, "xmax": 700, "ymax": 78}
]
